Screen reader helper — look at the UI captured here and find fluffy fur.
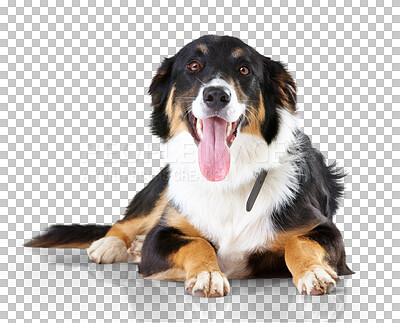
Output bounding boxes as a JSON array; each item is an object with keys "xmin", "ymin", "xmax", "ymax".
[
  {"xmin": 166, "ymin": 109, "xmax": 300, "ymax": 277},
  {"xmin": 26, "ymin": 35, "xmax": 353, "ymax": 297}
]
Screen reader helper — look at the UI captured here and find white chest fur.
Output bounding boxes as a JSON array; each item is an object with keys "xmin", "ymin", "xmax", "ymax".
[
  {"xmin": 167, "ymin": 160, "xmax": 298, "ymax": 277},
  {"xmin": 165, "ymin": 110, "xmax": 300, "ymax": 277}
]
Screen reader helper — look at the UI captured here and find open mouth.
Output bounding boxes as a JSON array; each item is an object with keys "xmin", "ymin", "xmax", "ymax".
[
  {"xmin": 189, "ymin": 114, "xmax": 242, "ymax": 147},
  {"xmin": 189, "ymin": 113, "xmax": 243, "ymax": 182}
]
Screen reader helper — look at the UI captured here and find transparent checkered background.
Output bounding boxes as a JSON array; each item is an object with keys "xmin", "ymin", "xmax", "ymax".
[{"xmin": 0, "ymin": 0, "xmax": 399, "ymax": 322}]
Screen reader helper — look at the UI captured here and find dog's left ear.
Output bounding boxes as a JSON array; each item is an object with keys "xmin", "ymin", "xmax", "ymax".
[
  {"xmin": 260, "ymin": 58, "xmax": 297, "ymax": 144},
  {"xmin": 148, "ymin": 56, "xmax": 176, "ymax": 141},
  {"xmin": 265, "ymin": 58, "xmax": 297, "ymax": 113}
]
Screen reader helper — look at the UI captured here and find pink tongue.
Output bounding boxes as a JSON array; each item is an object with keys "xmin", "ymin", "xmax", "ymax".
[{"xmin": 198, "ymin": 117, "xmax": 230, "ymax": 182}]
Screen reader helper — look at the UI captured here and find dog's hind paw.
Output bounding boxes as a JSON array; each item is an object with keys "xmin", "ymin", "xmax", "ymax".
[
  {"xmin": 127, "ymin": 235, "xmax": 145, "ymax": 263},
  {"xmin": 87, "ymin": 236, "xmax": 129, "ymax": 264},
  {"xmin": 185, "ymin": 271, "xmax": 230, "ymax": 297},
  {"xmin": 297, "ymin": 265, "xmax": 338, "ymax": 295}
]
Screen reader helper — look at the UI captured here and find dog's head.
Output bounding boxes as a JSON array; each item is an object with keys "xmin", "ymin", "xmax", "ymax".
[{"xmin": 149, "ymin": 35, "xmax": 296, "ymax": 182}]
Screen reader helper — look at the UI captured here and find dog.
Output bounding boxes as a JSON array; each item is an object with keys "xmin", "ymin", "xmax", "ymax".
[{"xmin": 26, "ymin": 35, "xmax": 353, "ymax": 297}]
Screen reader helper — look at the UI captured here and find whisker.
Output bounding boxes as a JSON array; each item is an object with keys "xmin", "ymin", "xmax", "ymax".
[
  {"xmin": 245, "ymin": 107, "xmax": 258, "ymax": 120},
  {"xmin": 238, "ymin": 100, "xmax": 259, "ymax": 104},
  {"xmin": 196, "ymin": 77, "xmax": 205, "ymax": 85},
  {"xmin": 243, "ymin": 114, "xmax": 251, "ymax": 125},
  {"xmin": 182, "ymin": 107, "xmax": 193, "ymax": 119}
]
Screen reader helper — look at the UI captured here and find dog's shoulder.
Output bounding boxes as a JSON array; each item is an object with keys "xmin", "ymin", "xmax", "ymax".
[{"xmin": 270, "ymin": 130, "xmax": 345, "ymax": 232}]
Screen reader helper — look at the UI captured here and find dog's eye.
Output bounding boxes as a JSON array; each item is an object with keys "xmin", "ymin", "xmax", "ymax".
[
  {"xmin": 187, "ymin": 61, "xmax": 201, "ymax": 72},
  {"xmin": 239, "ymin": 66, "xmax": 250, "ymax": 75}
]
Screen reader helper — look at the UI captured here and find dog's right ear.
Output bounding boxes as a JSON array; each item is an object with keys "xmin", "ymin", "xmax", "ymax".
[{"xmin": 149, "ymin": 56, "xmax": 176, "ymax": 141}]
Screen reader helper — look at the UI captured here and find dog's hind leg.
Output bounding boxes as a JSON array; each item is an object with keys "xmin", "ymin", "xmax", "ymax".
[
  {"xmin": 87, "ymin": 166, "xmax": 170, "ymax": 264},
  {"xmin": 26, "ymin": 166, "xmax": 170, "ymax": 264},
  {"xmin": 87, "ymin": 194, "xmax": 167, "ymax": 264},
  {"xmin": 127, "ymin": 235, "xmax": 146, "ymax": 263},
  {"xmin": 87, "ymin": 215, "xmax": 161, "ymax": 264}
]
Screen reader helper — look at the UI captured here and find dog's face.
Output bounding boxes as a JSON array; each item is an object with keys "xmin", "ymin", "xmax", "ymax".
[{"xmin": 149, "ymin": 35, "xmax": 296, "ymax": 182}]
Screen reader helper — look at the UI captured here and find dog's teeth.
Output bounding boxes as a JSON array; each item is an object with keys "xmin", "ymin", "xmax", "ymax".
[
  {"xmin": 196, "ymin": 119, "xmax": 203, "ymax": 139},
  {"xmin": 226, "ymin": 122, "xmax": 232, "ymax": 136}
]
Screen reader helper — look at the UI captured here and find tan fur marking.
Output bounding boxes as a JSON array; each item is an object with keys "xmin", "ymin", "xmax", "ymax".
[
  {"xmin": 274, "ymin": 72, "xmax": 297, "ymax": 113},
  {"xmin": 165, "ymin": 86, "xmax": 175, "ymax": 119},
  {"xmin": 169, "ymin": 105, "xmax": 189, "ymax": 137},
  {"xmin": 268, "ymin": 225, "xmax": 320, "ymax": 253},
  {"xmin": 164, "ymin": 206, "xmax": 202, "ymax": 238},
  {"xmin": 231, "ymin": 47, "xmax": 244, "ymax": 58},
  {"xmin": 172, "ymin": 238, "xmax": 220, "ymax": 277},
  {"xmin": 165, "ymin": 85, "xmax": 190, "ymax": 138},
  {"xmin": 105, "ymin": 192, "xmax": 168, "ymax": 248},
  {"xmin": 146, "ymin": 268, "xmax": 186, "ymax": 282},
  {"xmin": 241, "ymin": 91, "xmax": 265, "ymax": 137},
  {"xmin": 39, "ymin": 242, "xmax": 92, "ymax": 249},
  {"xmin": 277, "ymin": 85, "xmax": 291, "ymax": 112},
  {"xmin": 196, "ymin": 44, "xmax": 208, "ymax": 54},
  {"xmin": 164, "ymin": 206, "xmax": 223, "ymax": 283},
  {"xmin": 285, "ymin": 235, "xmax": 333, "ymax": 285},
  {"xmin": 228, "ymin": 77, "xmax": 246, "ymax": 102},
  {"xmin": 256, "ymin": 91, "xmax": 266, "ymax": 124}
]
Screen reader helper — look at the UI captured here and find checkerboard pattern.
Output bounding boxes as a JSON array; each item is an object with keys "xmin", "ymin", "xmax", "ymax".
[{"xmin": 1, "ymin": 0, "xmax": 399, "ymax": 321}]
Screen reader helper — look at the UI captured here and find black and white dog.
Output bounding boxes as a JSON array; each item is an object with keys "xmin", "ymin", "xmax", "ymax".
[{"xmin": 26, "ymin": 35, "xmax": 353, "ymax": 297}]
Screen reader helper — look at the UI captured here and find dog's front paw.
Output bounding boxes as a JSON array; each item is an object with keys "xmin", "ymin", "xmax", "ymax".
[
  {"xmin": 296, "ymin": 265, "xmax": 338, "ymax": 295},
  {"xmin": 87, "ymin": 236, "xmax": 129, "ymax": 264},
  {"xmin": 185, "ymin": 271, "xmax": 230, "ymax": 297}
]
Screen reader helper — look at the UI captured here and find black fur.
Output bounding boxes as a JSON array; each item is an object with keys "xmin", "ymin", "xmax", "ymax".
[
  {"xmin": 247, "ymin": 222, "xmax": 354, "ymax": 278},
  {"xmin": 304, "ymin": 223, "xmax": 354, "ymax": 276},
  {"xmin": 149, "ymin": 57, "xmax": 175, "ymax": 141},
  {"xmin": 247, "ymin": 250, "xmax": 291, "ymax": 279},
  {"xmin": 148, "ymin": 35, "xmax": 297, "ymax": 145},
  {"xmin": 122, "ymin": 165, "xmax": 170, "ymax": 221},
  {"xmin": 25, "ymin": 35, "xmax": 353, "ymax": 288},
  {"xmin": 25, "ymin": 224, "xmax": 111, "ymax": 248},
  {"xmin": 270, "ymin": 131, "xmax": 345, "ymax": 232},
  {"xmin": 138, "ymin": 218, "xmax": 192, "ymax": 277},
  {"xmin": 259, "ymin": 88, "xmax": 280, "ymax": 145},
  {"xmin": 141, "ymin": 36, "xmax": 352, "ymax": 280},
  {"xmin": 260, "ymin": 58, "xmax": 297, "ymax": 144}
]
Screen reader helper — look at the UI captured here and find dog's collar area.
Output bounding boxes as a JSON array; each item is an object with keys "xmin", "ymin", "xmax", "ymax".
[{"xmin": 246, "ymin": 169, "xmax": 268, "ymax": 212}]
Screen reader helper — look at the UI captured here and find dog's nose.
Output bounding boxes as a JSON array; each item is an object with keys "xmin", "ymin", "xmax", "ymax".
[{"xmin": 203, "ymin": 86, "xmax": 231, "ymax": 110}]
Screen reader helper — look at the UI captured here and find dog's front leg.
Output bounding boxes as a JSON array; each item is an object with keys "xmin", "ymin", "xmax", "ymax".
[
  {"xmin": 173, "ymin": 238, "xmax": 230, "ymax": 297},
  {"xmin": 138, "ymin": 207, "xmax": 230, "ymax": 297},
  {"xmin": 284, "ymin": 223, "xmax": 352, "ymax": 295}
]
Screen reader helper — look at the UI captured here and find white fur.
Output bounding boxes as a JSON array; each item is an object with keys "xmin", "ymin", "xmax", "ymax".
[
  {"xmin": 87, "ymin": 236, "xmax": 128, "ymax": 264},
  {"xmin": 297, "ymin": 266, "xmax": 338, "ymax": 295},
  {"xmin": 191, "ymin": 78, "xmax": 246, "ymax": 122},
  {"xmin": 165, "ymin": 109, "xmax": 300, "ymax": 278},
  {"xmin": 127, "ymin": 235, "xmax": 145, "ymax": 263},
  {"xmin": 185, "ymin": 271, "xmax": 230, "ymax": 297}
]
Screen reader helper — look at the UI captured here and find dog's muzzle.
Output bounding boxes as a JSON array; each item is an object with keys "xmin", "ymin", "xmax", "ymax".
[
  {"xmin": 203, "ymin": 86, "xmax": 231, "ymax": 112},
  {"xmin": 189, "ymin": 79, "xmax": 246, "ymax": 182}
]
